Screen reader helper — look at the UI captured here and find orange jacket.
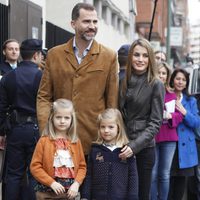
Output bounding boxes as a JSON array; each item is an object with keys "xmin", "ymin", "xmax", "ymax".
[{"xmin": 30, "ymin": 136, "xmax": 86, "ymax": 187}]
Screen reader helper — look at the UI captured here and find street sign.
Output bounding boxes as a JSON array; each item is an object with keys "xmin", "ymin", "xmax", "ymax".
[{"xmin": 170, "ymin": 27, "xmax": 183, "ymax": 46}]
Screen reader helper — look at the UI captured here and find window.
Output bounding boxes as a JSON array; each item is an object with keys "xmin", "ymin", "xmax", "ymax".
[
  {"xmin": 102, "ymin": 6, "xmax": 107, "ymax": 22},
  {"xmin": 124, "ymin": 22, "xmax": 130, "ymax": 37},
  {"xmin": 112, "ymin": 13, "xmax": 117, "ymax": 29}
]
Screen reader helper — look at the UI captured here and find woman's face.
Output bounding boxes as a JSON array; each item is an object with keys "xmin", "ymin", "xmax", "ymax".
[
  {"xmin": 155, "ymin": 52, "xmax": 166, "ymax": 63},
  {"xmin": 173, "ymin": 72, "xmax": 187, "ymax": 93},
  {"xmin": 132, "ymin": 45, "xmax": 149, "ymax": 74},
  {"xmin": 158, "ymin": 66, "xmax": 168, "ymax": 84}
]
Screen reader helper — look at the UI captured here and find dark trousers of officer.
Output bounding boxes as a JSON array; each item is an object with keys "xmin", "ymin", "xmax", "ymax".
[{"xmin": 4, "ymin": 122, "xmax": 39, "ymax": 200}]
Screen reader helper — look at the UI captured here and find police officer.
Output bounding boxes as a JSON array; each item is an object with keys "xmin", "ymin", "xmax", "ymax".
[
  {"xmin": 0, "ymin": 39, "xmax": 43, "ymax": 200},
  {"xmin": 118, "ymin": 44, "xmax": 130, "ymax": 81}
]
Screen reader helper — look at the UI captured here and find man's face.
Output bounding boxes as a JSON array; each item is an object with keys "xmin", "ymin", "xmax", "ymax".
[
  {"xmin": 35, "ymin": 51, "xmax": 42, "ymax": 65},
  {"xmin": 3, "ymin": 42, "xmax": 20, "ymax": 63},
  {"xmin": 71, "ymin": 8, "xmax": 98, "ymax": 41}
]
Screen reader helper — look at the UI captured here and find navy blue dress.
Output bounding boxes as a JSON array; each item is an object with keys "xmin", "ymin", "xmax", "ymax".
[{"xmin": 81, "ymin": 143, "xmax": 138, "ymax": 200}]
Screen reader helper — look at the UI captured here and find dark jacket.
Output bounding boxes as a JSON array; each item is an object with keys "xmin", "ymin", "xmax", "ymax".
[
  {"xmin": 81, "ymin": 144, "xmax": 138, "ymax": 200},
  {"xmin": 0, "ymin": 61, "xmax": 14, "ymax": 76},
  {"xmin": 0, "ymin": 61, "xmax": 42, "ymax": 135},
  {"xmin": 119, "ymin": 73, "xmax": 165, "ymax": 154}
]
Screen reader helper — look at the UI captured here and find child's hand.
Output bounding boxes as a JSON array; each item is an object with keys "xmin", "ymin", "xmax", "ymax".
[
  {"xmin": 67, "ymin": 181, "xmax": 80, "ymax": 199},
  {"xmin": 50, "ymin": 181, "xmax": 65, "ymax": 195}
]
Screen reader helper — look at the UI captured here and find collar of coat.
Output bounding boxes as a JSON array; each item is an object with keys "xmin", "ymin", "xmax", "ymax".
[{"xmin": 64, "ymin": 38, "xmax": 100, "ymax": 56}]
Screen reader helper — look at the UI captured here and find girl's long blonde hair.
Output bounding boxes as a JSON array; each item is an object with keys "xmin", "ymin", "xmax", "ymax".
[
  {"xmin": 95, "ymin": 108, "xmax": 129, "ymax": 147},
  {"xmin": 42, "ymin": 98, "xmax": 78, "ymax": 143}
]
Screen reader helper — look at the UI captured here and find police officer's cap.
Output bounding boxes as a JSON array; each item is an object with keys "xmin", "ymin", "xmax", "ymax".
[
  {"xmin": 118, "ymin": 44, "xmax": 130, "ymax": 57},
  {"xmin": 20, "ymin": 39, "xmax": 43, "ymax": 51}
]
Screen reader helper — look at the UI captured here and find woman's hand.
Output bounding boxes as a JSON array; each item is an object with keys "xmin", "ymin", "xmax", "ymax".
[
  {"xmin": 50, "ymin": 181, "xmax": 65, "ymax": 195},
  {"xmin": 176, "ymin": 100, "xmax": 187, "ymax": 116},
  {"xmin": 67, "ymin": 181, "xmax": 79, "ymax": 199},
  {"xmin": 163, "ymin": 111, "xmax": 172, "ymax": 120},
  {"xmin": 119, "ymin": 145, "xmax": 133, "ymax": 160}
]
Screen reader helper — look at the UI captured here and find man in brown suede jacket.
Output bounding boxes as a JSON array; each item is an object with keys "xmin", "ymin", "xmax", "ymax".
[{"xmin": 37, "ymin": 3, "xmax": 119, "ymax": 155}]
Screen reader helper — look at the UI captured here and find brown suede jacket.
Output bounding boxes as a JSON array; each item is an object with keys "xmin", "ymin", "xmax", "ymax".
[{"xmin": 37, "ymin": 38, "xmax": 119, "ymax": 155}]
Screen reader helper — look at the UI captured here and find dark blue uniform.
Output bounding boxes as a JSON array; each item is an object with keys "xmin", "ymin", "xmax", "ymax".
[{"xmin": 0, "ymin": 60, "xmax": 42, "ymax": 200}]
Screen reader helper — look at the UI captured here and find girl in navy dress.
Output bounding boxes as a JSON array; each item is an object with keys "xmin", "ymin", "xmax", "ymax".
[{"xmin": 81, "ymin": 108, "xmax": 138, "ymax": 200}]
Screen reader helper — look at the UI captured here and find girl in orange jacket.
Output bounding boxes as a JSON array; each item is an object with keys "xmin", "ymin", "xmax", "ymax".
[{"xmin": 30, "ymin": 99, "xmax": 86, "ymax": 199}]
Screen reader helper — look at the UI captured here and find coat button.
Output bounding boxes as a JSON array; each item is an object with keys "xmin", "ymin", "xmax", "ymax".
[
  {"xmin": 75, "ymin": 74, "xmax": 79, "ymax": 78},
  {"xmin": 182, "ymin": 143, "xmax": 185, "ymax": 146}
]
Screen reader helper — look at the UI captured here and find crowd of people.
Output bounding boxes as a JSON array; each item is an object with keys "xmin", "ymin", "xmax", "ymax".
[{"xmin": 0, "ymin": 2, "xmax": 200, "ymax": 200}]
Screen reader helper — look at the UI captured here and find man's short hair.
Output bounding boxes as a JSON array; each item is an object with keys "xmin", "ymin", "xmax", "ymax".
[
  {"xmin": 2, "ymin": 39, "xmax": 19, "ymax": 50},
  {"xmin": 20, "ymin": 39, "xmax": 42, "ymax": 60},
  {"xmin": 71, "ymin": 3, "xmax": 96, "ymax": 20}
]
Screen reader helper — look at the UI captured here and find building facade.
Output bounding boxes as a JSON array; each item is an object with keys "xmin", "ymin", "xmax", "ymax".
[
  {"xmin": 189, "ymin": 22, "xmax": 200, "ymax": 64},
  {"xmin": 135, "ymin": 0, "xmax": 190, "ymax": 67},
  {"xmin": 0, "ymin": 0, "xmax": 137, "ymax": 62}
]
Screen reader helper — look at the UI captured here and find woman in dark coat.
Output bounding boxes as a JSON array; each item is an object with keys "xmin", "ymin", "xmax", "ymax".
[{"xmin": 119, "ymin": 38, "xmax": 165, "ymax": 200}]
